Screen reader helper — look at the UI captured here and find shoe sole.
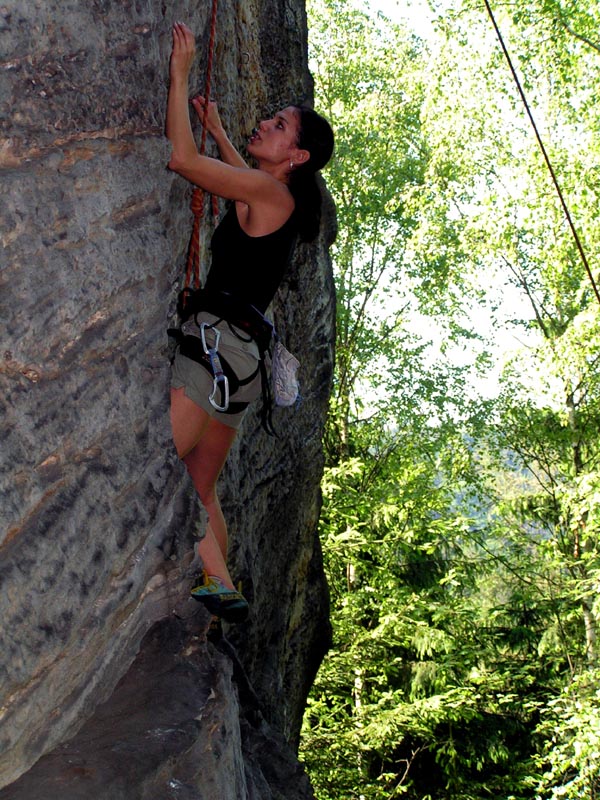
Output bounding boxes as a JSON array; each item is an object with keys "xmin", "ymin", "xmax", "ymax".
[{"xmin": 191, "ymin": 591, "xmax": 249, "ymax": 623}]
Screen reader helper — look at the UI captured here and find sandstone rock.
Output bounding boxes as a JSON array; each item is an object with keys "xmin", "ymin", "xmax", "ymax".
[
  {"xmin": 0, "ymin": 613, "xmax": 319, "ymax": 800},
  {"xmin": 0, "ymin": 0, "xmax": 335, "ymax": 795}
]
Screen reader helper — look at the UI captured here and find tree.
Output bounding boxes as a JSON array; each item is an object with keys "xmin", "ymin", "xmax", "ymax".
[
  {"xmin": 302, "ymin": 0, "xmax": 600, "ymax": 797},
  {"xmin": 307, "ymin": 0, "xmax": 441, "ymax": 460}
]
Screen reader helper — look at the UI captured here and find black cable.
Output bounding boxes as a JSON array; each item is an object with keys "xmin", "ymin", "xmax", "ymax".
[{"xmin": 483, "ymin": 0, "xmax": 600, "ymax": 306}]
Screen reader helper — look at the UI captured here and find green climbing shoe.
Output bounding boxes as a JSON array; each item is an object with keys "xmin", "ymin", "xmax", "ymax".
[{"xmin": 190, "ymin": 571, "xmax": 249, "ymax": 623}]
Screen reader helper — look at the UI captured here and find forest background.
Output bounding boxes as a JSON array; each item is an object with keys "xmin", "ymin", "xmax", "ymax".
[{"xmin": 298, "ymin": 0, "xmax": 600, "ymax": 798}]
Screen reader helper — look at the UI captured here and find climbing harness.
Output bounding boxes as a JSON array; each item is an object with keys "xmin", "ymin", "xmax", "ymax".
[
  {"xmin": 483, "ymin": 0, "xmax": 600, "ymax": 306},
  {"xmin": 200, "ymin": 322, "xmax": 230, "ymax": 411},
  {"xmin": 170, "ymin": 289, "xmax": 298, "ymax": 433},
  {"xmin": 174, "ymin": 309, "xmax": 261, "ymax": 417}
]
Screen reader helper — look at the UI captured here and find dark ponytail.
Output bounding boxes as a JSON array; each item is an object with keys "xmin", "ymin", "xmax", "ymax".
[{"xmin": 289, "ymin": 106, "xmax": 334, "ymax": 242}]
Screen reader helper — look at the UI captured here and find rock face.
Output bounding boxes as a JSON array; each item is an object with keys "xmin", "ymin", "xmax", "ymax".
[{"xmin": 0, "ymin": 1, "xmax": 335, "ymax": 797}]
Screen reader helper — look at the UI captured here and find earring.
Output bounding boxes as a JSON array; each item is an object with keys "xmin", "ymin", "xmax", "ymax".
[{"xmin": 290, "ymin": 159, "xmax": 294, "ymax": 170}]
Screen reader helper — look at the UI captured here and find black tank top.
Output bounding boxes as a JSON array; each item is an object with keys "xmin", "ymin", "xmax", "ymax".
[{"xmin": 204, "ymin": 204, "xmax": 298, "ymax": 313}]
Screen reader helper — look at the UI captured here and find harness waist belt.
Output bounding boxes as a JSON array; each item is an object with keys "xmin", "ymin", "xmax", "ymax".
[{"xmin": 179, "ymin": 288, "xmax": 274, "ymax": 352}]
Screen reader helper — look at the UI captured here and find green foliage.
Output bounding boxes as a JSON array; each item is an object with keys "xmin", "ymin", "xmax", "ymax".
[
  {"xmin": 308, "ymin": 0, "xmax": 451, "ymax": 460},
  {"xmin": 301, "ymin": 437, "xmax": 552, "ymax": 799},
  {"xmin": 301, "ymin": 0, "xmax": 600, "ymax": 798},
  {"xmin": 534, "ymin": 672, "xmax": 600, "ymax": 798}
]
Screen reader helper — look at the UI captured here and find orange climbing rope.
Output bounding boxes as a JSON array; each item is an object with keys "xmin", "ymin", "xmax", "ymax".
[{"xmin": 183, "ymin": 0, "xmax": 220, "ymax": 296}]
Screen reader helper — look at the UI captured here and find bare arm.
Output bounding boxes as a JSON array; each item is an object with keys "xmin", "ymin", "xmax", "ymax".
[
  {"xmin": 166, "ymin": 23, "xmax": 290, "ymax": 211},
  {"xmin": 165, "ymin": 25, "xmax": 199, "ymax": 170},
  {"xmin": 166, "ymin": 23, "xmax": 293, "ymax": 236}
]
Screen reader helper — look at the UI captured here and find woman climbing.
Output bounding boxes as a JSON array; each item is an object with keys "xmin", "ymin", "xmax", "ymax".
[{"xmin": 167, "ymin": 22, "xmax": 334, "ymax": 623}]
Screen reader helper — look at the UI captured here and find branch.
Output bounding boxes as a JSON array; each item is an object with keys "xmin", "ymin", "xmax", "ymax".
[
  {"xmin": 554, "ymin": 12, "xmax": 600, "ymax": 55},
  {"xmin": 502, "ymin": 256, "xmax": 551, "ymax": 340}
]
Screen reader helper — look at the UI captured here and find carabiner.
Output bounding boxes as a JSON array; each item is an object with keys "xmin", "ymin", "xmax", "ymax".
[
  {"xmin": 200, "ymin": 322, "xmax": 230, "ymax": 412},
  {"xmin": 200, "ymin": 322, "xmax": 220, "ymax": 355},
  {"xmin": 209, "ymin": 372, "xmax": 230, "ymax": 411}
]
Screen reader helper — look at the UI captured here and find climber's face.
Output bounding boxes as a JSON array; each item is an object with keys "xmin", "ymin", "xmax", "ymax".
[{"xmin": 247, "ymin": 106, "xmax": 301, "ymax": 165}]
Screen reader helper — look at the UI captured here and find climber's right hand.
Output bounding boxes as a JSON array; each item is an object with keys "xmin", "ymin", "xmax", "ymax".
[{"xmin": 191, "ymin": 96, "xmax": 223, "ymax": 136}]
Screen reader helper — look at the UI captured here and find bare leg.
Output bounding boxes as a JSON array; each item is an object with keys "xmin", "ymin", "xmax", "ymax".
[{"xmin": 170, "ymin": 387, "xmax": 238, "ymax": 588}]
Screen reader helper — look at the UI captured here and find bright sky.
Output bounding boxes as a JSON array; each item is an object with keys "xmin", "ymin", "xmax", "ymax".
[
  {"xmin": 364, "ymin": 0, "xmax": 437, "ymax": 36},
  {"xmin": 354, "ymin": 0, "xmax": 541, "ymax": 400}
]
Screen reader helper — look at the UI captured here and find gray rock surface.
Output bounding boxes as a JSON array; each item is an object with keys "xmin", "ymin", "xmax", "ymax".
[
  {"xmin": 0, "ymin": 614, "xmax": 321, "ymax": 800},
  {"xmin": 0, "ymin": 0, "xmax": 335, "ymax": 796}
]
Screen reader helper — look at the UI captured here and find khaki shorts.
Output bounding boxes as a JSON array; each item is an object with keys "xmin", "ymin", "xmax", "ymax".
[{"xmin": 171, "ymin": 313, "xmax": 263, "ymax": 430}]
